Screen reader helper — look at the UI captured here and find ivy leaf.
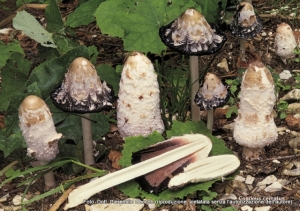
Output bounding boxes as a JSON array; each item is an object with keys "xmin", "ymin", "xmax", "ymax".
[
  {"xmin": 94, "ymin": 0, "xmax": 196, "ymax": 54},
  {"xmin": 0, "ymin": 40, "xmax": 24, "ymax": 68},
  {"xmin": 65, "ymin": 0, "xmax": 104, "ymax": 27},
  {"xmin": 0, "ymin": 131, "xmax": 25, "ymax": 158},
  {"xmin": 13, "ymin": 10, "xmax": 57, "ymax": 48}
]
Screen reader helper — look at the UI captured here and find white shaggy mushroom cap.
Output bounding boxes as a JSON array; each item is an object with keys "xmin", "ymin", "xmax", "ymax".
[
  {"xmin": 19, "ymin": 95, "xmax": 62, "ymax": 161},
  {"xmin": 117, "ymin": 52, "xmax": 165, "ymax": 137},
  {"xmin": 274, "ymin": 22, "xmax": 297, "ymax": 60},
  {"xmin": 233, "ymin": 61, "xmax": 278, "ymax": 149}
]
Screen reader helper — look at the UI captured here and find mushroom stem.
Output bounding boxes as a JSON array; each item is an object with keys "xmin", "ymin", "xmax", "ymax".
[
  {"xmin": 240, "ymin": 38, "xmax": 246, "ymax": 61},
  {"xmin": 81, "ymin": 113, "xmax": 95, "ymax": 165},
  {"xmin": 190, "ymin": 56, "xmax": 200, "ymax": 121},
  {"xmin": 242, "ymin": 146, "xmax": 265, "ymax": 161},
  {"xmin": 206, "ymin": 109, "xmax": 214, "ymax": 133},
  {"xmin": 32, "ymin": 161, "xmax": 56, "ymax": 189}
]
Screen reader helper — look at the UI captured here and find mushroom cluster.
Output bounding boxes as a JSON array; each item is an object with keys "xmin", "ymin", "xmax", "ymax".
[
  {"xmin": 117, "ymin": 52, "xmax": 164, "ymax": 137},
  {"xmin": 233, "ymin": 61, "xmax": 278, "ymax": 161},
  {"xmin": 159, "ymin": 8, "xmax": 226, "ymax": 121}
]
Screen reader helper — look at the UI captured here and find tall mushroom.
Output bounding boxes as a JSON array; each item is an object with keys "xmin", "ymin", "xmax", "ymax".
[
  {"xmin": 117, "ymin": 52, "xmax": 164, "ymax": 137},
  {"xmin": 19, "ymin": 95, "xmax": 62, "ymax": 189},
  {"xmin": 194, "ymin": 72, "xmax": 230, "ymax": 132},
  {"xmin": 51, "ymin": 57, "xmax": 113, "ymax": 165},
  {"xmin": 274, "ymin": 22, "xmax": 297, "ymax": 63},
  {"xmin": 233, "ymin": 61, "xmax": 278, "ymax": 161},
  {"xmin": 159, "ymin": 9, "xmax": 226, "ymax": 121},
  {"xmin": 230, "ymin": 2, "xmax": 262, "ymax": 62}
]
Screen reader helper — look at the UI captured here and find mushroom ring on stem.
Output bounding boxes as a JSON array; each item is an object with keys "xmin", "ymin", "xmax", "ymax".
[
  {"xmin": 159, "ymin": 8, "xmax": 227, "ymax": 121},
  {"xmin": 19, "ymin": 95, "xmax": 62, "ymax": 188},
  {"xmin": 233, "ymin": 61, "xmax": 278, "ymax": 161},
  {"xmin": 51, "ymin": 57, "xmax": 113, "ymax": 165}
]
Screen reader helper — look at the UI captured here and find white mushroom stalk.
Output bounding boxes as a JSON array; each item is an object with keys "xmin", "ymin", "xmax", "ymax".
[
  {"xmin": 233, "ymin": 61, "xmax": 278, "ymax": 161},
  {"xmin": 117, "ymin": 52, "xmax": 164, "ymax": 137},
  {"xmin": 64, "ymin": 134, "xmax": 212, "ymax": 210},
  {"xmin": 51, "ymin": 57, "xmax": 113, "ymax": 165},
  {"xmin": 19, "ymin": 95, "xmax": 62, "ymax": 188},
  {"xmin": 159, "ymin": 9, "xmax": 226, "ymax": 121},
  {"xmin": 274, "ymin": 22, "xmax": 297, "ymax": 63}
]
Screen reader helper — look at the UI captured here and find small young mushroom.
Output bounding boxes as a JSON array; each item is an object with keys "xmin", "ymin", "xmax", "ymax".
[
  {"xmin": 194, "ymin": 73, "xmax": 230, "ymax": 132},
  {"xmin": 159, "ymin": 9, "xmax": 226, "ymax": 121},
  {"xmin": 51, "ymin": 57, "xmax": 113, "ymax": 165},
  {"xmin": 19, "ymin": 95, "xmax": 62, "ymax": 189},
  {"xmin": 230, "ymin": 2, "xmax": 263, "ymax": 62},
  {"xmin": 274, "ymin": 22, "xmax": 297, "ymax": 63},
  {"xmin": 117, "ymin": 52, "xmax": 165, "ymax": 138},
  {"xmin": 233, "ymin": 61, "xmax": 278, "ymax": 161}
]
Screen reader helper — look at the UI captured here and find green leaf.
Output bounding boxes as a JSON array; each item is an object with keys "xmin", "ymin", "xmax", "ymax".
[
  {"xmin": 96, "ymin": 64, "xmax": 121, "ymax": 97},
  {"xmin": 88, "ymin": 45, "xmax": 99, "ymax": 64},
  {"xmin": 0, "ymin": 53, "xmax": 31, "ymax": 111},
  {"xmin": 55, "ymin": 112, "xmax": 110, "ymax": 143},
  {"xmin": 45, "ymin": 0, "xmax": 64, "ymax": 33},
  {"xmin": 65, "ymin": 0, "xmax": 104, "ymax": 27},
  {"xmin": 52, "ymin": 34, "xmax": 79, "ymax": 55},
  {"xmin": 0, "ymin": 40, "xmax": 24, "ymax": 68},
  {"xmin": 26, "ymin": 45, "xmax": 89, "ymax": 98},
  {"xmin": 0, "ymin": 131, "xmax": 25, "ymax": 157},
  {"xmin": 119, "ymin": 131, "xmax": 164, "ymax": 167},
  {"xmin": 193, "ymin": 0, "xmax": 227, "ymax": 23},
  {"xmin": 94, "ymin": 0, "xmax": 196, "ymax": 54},
  {"xmin": 13, "ymin": 10, "xmax": 57, "ymax": 48},
  {"xmin": 166, "ymin": 121, "xmax": 232, "ymax": 156},
  {"xmin": 225, "ymin": 105, "xmax": 238, "ymax": 119}
]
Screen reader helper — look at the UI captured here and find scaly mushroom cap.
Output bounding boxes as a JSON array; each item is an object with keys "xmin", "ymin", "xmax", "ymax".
[
  {"xmin": 233, "ymin": 61, "xmax": 278, "ymax": 149},
  {"xmin": 159, "ymin": 9, "xmax": 226, "ymax": 55},
  {"xmin": 274, "ymin": 22, "xmax": 297, "ymax": 60},
  {"xmin": 230, "ymin": 2, "xmax": 263, "ymax": 39},
  {"xmin": 51, "ymin": 57, "xmax": 113, "ymax": 113},
  {"xmin": 19, "ymin": 95, "xmax": 62, "ymax": 161},
  {"xmin": 194, "ymin": 73, "xmax": 229, "ymax": 110},
  {"xmin": 117, "ymin": 52, "xmax": 165, "ymax": 138}
]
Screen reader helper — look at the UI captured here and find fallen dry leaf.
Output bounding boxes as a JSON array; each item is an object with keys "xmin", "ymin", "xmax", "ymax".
[
  {"xmin": 108, "ymin": 150, "xmax": 122, "ymax": 170},
  {"xmin": 286, "ymin": 115, "xmax": 300, "ymax": 131}
]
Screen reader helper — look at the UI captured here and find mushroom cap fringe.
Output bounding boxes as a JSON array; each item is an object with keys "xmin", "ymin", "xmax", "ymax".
[
  {"xmin": 19, "ymin": 95, "xmax": 62, "ymax": 161},
  {"xmin": 274, "ymin": 22, "xmax": 297, "ymax": 60},
  {"xmin": 51, "ymin": 57, "xmax": 113, "ymax": 113},
  {"xmin": 117, "ymin": 52, "xmax": 165, "ymax": 138},
  {"xmin": 159, "ymin": 9, "xmax": 226, "ymax": 55},
  {"xmin": 233, "ymin": 61, "xmax": 278, "ymax": 149},
  {"xmin": 194, "ymin": 73, "xmax": 230, "ymax": 110},
  {"xmin": 230, "ymin": 2, "xmax": 263, "ymax": 39}
]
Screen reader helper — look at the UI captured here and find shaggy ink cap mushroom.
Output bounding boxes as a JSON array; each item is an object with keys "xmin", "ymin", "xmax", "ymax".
[
  {"xmin": 194, "ymin": 73, "xmax": 229, "ymax": 110},
  {"xmin": 159, "ymin": 9, "xmax": 227, "ymax": 55},
  {"xmin": 230, "ymin": 2, "xmax": 263, "ymax": 39},
  {"xmin": 19, "ymin": 95, "xmax": 62, "ymax": 162},
  {"xmin": 50, "ymin": 57, "xmax": 113, "ymax": 113}
]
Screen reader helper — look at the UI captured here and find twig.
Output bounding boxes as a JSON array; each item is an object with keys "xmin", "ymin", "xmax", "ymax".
[
  {"xmin": 0, "ymin": 4, "xmax": 48, "ymax": 28},
  {"xmin": 49, "ymin": 184, "xmax": 75, "ymax": 211},
  {"xmin": 264, "ymin": 153, "xmax": 300, "ymax": 161}
]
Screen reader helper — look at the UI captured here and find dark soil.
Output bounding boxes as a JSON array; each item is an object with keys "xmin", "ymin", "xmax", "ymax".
[{"xmin": 1, "ymin": 0, "xmax": 300, "ymax": 211}]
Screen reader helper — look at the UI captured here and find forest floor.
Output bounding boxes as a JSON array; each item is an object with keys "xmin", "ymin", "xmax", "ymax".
[{"xmin": 1, "ymin": 0, "xmax": 300, "ymax": 211}]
